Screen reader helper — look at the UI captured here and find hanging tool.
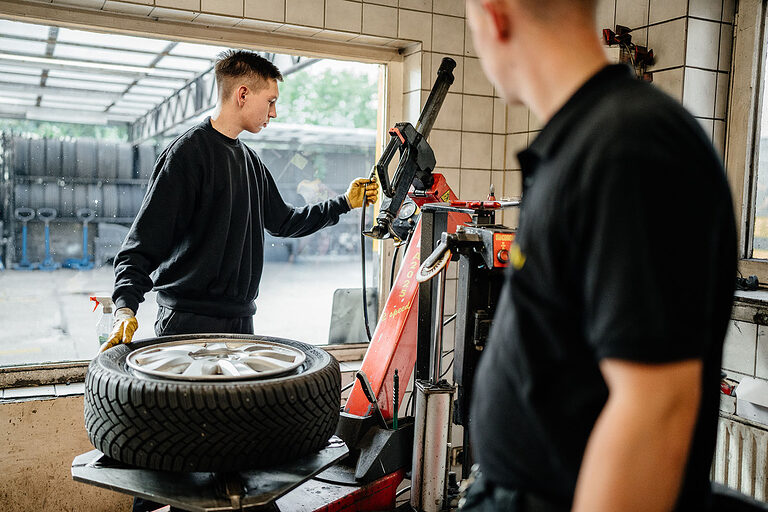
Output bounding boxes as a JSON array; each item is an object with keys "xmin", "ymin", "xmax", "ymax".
[
  {"xmin": 13, "ymin": 207, "xmax": 37, "ymax": 270},
  {"xmin": 64, "ymin": 208, "xmax": 95, "ymax": 270},
  {"xmin": 37, "ymin": 207, "xmax": 60, "ymax": 271}
]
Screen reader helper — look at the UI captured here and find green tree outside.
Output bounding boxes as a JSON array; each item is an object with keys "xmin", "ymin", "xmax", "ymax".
[{"xmin": 276, "ymin": 68, "xmax": 378, "ymax": 129}]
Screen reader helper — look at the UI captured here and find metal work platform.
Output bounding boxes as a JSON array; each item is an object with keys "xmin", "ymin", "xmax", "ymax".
[{"xmin": 71, "ymin": 437, "xmax": 348, "ymax": 512}]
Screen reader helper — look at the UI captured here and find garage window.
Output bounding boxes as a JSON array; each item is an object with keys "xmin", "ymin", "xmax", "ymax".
[{"xmin": 0, "ymin": 19, "xmax": 381, "ymax": 369}]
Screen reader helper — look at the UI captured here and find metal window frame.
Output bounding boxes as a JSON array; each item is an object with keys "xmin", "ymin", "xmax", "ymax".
[{"xmin": 727, "ymin": 0, "xmax": 768, "ymax": 281}]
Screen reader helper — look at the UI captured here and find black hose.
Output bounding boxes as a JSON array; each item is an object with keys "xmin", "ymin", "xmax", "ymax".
[{"xmin": 361, "ymin": 203, "xmax": 373, "ymax": 342}]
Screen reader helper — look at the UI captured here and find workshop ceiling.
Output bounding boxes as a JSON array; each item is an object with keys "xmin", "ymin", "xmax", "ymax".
[{"xmin": 0, "ymin": 18, "xmax": 228, "ymax": 126}]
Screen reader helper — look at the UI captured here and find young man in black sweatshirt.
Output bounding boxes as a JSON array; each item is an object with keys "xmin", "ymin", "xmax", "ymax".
[{"xmin": 101, "ymin": 50, "xmax": 378, "ymax": 351}]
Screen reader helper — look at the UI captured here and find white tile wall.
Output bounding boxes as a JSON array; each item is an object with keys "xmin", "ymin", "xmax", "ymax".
[
  {"xmin": 463, "ymin": 57, "xmax": 493, "ymax": 96},
  {"xmin": 103, "ymin": 1, "xmax": 153, "ymax": 15},
  {"xmin": 683, "ymin": 67, "xmax": 717, "ymax": 118},
  {"xmin": 286, "ymin": 0, "xmax": 324, "ymax": 28},
  {"xmin": 399, "ymin": 0, "xmax": 431, "ymax": 12},
  {"xmin": 202, "ymin": 0, "xmax": 241, "ymax": 17},
  {"xmin": 649, "ymin": 0, "xmax": 687, "ymax": 23},
  {"xmin": 595, "ymin": 0, "xmax": 616, "ymax": 30},
  {"xmin": 464, "ymin": 22, "xmax": 476, "ymax": 57},
  {"xmin": 723, "ymin": 320, "xmax": 757, "ymax": 375},
  {"xmin": 648, "ymin": 18, "xmax": 686, "ymax": 70},
  {"xmin": 492, "ymin": 135, "xmax": 505, "ymax": 170},
  {"xmin": 365, "ymin": 0, "xmax": 397, "ymax": 7},
  {"xmin": 492, "ymin": 97, "xmax": 506, "ymax": 134},
  {"xmin": 403, "ymin": 52, "xmax": 422, "ymax": 93},
  {"xmin": 433, "ymin": 0, "xmax": 464, "ymax": 18},
  {"xmin": 398, "ymin": 8, "xmax": 432, "ymax": 50},
  {"xmin": 715, "ymin": 72, "xmax": 729, "ymax": 119},
  {"xmin": 460, "ymin": 132, "xmax": 492, "ymax": 170},
  {"xmin": 363, "ymin": 3, "xmax": 398, "ymax": 38},
  {"xmin": 439, "ymin": 167, "xmax": 461, "ymax": 192},
  {"xmin": 491, "ymin": 169, "xmax": 504, "ymax": 191},
  {"xmin": 713, "ymin": 119, "xmax": 726, "ymax": 158},
  {"xmin": 757, "ymin": 327, "xmax": 768, "ymax": 380},
  {"xmin": 696, "ymin": 117, "xmax": 715, "ymax": 141},
  {"xmin": 689, "ymin": 0, "xmax": 724, "ymax": 21},
  {"xmin": 686, "ymin": 18, "xmax": 721, "ymax": 70},
  {"xmin": 459, "ymin": 169, "xmax": 491, "ymax": 200},
  {"xmin": 432, "ymin": 14, "xmax": 464, "ymax": 55},
  {"xmin": 504, "ymin": 170, "xmax": 523, "ymax": 197},
  {"xmin": 615, "ymin": 0, "xmax": 648, "ymax": 29},
  {"xmin": 505, "ymin": 133, "xmax": 528, "ymax": 170},
  {"xmin": 719, "ymin": 23, "xmax": 733, "ymax": 72},
  {"xmin": 506, "ymin": 103, "xmax": 529, "ymax": 134},
  {"xmin": 462, "ymin": 95, "xmax": 493, "ymax": 133},
  {"xmin": 325, "ymin": 0, "xmax": 361, "ymax": 32},
  {"xmin": 652, "ymin": 67, "xmax": 684, "ymax": 101},
  {"xmin": 243, "ymin": 0, "xmax": 284, "ymax": 22},
  {"xmin": 155, "ymin": 0, "xmax": 199, "ymax": 10},
  {"xmin": 430, "ymin": 129, "xmax": 462, "ymax": 168}
]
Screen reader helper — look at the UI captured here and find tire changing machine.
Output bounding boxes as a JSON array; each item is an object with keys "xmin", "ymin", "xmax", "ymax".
[{"xmin": 72, "ymin": 57, "xmax": 518, "ymax": 512}]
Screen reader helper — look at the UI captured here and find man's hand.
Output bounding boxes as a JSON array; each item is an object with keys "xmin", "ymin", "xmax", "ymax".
[
  {"xmin": 346, "ymin": 177, "xmax": 379, "ymax": 208},
  {"xmin": 572, "ymin": 358, "xmax": 702, "ymax": 512},
  {"xmin": 99, "ymin": 307, "xmax": 138, "ymax": 353}
]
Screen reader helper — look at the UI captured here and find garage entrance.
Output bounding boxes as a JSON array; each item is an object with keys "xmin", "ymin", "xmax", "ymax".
[{"xmin": 0, "ymin": 18, "xmax": 381, "ymax": 367}]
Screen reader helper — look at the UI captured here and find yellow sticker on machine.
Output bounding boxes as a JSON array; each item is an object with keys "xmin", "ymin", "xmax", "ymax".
[{"xmin": 441, "ymin": 191, "xmax": 451, "ymax": 202}]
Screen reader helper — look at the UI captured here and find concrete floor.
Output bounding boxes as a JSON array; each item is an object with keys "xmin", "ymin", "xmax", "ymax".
[{"xmin": 0, "ymin": 259, "xmax": 371, "ymax": 367}]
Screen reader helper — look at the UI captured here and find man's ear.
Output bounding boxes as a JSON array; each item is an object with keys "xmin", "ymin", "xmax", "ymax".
[
  {"xmin": 236, "ymin": 85, "xmax": 248, "ymax": 107},
  {"xmin": 482, "ymin": 0, "xmax": 511, "ymax": 41}
]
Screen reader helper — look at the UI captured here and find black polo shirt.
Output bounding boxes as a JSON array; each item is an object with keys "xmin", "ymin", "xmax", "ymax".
[{"xmin": 470, "ymin": 64, "xmax": 736, "ymax": 510}]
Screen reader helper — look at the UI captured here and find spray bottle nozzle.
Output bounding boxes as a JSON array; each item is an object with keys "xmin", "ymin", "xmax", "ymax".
[{"xmin": 90, "ymin": 296, "xmax": 114, "ymax": 313}]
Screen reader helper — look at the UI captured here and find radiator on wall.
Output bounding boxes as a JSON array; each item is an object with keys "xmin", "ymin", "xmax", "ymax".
[{"xmin": 711, "ymin": 416, "xmax": 768, "ymax": 501}]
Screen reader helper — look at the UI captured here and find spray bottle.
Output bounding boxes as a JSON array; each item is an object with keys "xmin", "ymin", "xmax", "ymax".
[{"xmin": 90, "ymin": 296, "xmax": 114, "ymax": 346}]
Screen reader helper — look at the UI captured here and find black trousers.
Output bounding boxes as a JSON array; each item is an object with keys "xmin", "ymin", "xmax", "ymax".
[
  {"xmin": 132, "ymin": 306, "xmax": 254, "ymax": 512},
  {"xmin": 459, "ymin": 468, "xmax": 567, "ymax": 512}
]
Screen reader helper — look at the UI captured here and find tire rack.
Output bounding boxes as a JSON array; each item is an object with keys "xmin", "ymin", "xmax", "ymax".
[{"xmin": 0, "ymin": 133, "xmax": 157, "ymax": 269}]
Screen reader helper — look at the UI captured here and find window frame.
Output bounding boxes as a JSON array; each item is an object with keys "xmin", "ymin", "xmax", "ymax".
[
  {"xmin": 728, "ymin": 0, "xmax": 768, "ymax": 281},
  {"xmin": 0, "ymin": 2, "xmax": 404, "ymax": 380}
]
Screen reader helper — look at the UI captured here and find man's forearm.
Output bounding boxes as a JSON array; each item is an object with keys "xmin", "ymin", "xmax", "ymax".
[{"xmin": 571, "ymin": 360, "xmax": 702, "ymax": 512}]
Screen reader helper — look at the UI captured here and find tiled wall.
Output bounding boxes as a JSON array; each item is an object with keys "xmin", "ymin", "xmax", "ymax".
[
  {"xmin": 595, "ymin": 0, "xmax": 736, "ymax": 157},
  {"xmin": 723, "ymin": 317, "xmax": 768, "ymax": 381}
]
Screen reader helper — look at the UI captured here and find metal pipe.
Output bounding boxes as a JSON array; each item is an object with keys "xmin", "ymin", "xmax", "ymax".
[{"xmin": 430, "ymin": 268, "xmax": 447, "ymax": 383}]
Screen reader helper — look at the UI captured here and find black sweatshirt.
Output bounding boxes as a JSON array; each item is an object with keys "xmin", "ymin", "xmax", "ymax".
[{"xmin": 112, "ymin": 118, "xmax": 351, "ymax": 317}]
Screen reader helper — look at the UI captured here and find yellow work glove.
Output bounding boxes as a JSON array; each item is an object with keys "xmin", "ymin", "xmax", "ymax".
[
  {"xmin": 99, "ymin": 307, "xmax": 138, "ymax": 353},
  {"xmin": 345, "ymin": 177, "xmax": 379, "ymax": 209}
]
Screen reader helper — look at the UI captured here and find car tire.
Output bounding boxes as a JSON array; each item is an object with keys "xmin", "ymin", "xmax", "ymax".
[{"xmin": 84, "ymin": 334, "xmax": 340, "ymax": 472}]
